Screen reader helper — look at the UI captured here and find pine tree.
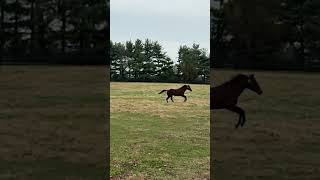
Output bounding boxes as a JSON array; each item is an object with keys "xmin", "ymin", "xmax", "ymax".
[
  {"xmin": 280, "ymin": 0, "xmax": 320, "ymax": 68},
  {"xmin": 110, "ymin": 41, "xmax": 126, "ymax": 80},
  {"xmin": 152, "ymin": 41, "xmax": 166, "ymax": 78},
  {"xmin": 125, "ymin": 40, "xmax": 134, "ymax": 80},
  {"xmin": 132, "ymin": 39, "xmax": 144, "ymax": 80},
  {"xmin": 142, "ymin": 39, "xmax": 155, "ymax": 80},
  {"xmin": 177, "ymin": 44, "xmax": 209, "ymax": 82}
]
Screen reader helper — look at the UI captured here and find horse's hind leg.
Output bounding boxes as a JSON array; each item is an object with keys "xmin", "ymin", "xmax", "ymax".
[
  {"xmin": 166, "ymin": 96, "xmax": 170, "ymax": 103},
  {"xmin": 226, "ymin": 106, "xmax": 245, "ymax": 128},
  {"xmin": 170, "ymin": 96, "xmax": 174, "ymax": 102}
]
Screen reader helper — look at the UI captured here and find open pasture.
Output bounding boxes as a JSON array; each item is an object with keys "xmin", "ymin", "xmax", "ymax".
[
  {"xmin": 0, "ymin": 66, "xmax": 107, "ymax": 179},
  {"xmin": 111, "ymin": 82, "xmax": 210, "ymax": 179}
]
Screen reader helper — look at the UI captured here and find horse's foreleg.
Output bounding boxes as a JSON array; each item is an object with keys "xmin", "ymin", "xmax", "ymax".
[
  {"xmin": 182, "ymin": 95, "xmax": 187, "ymax": 102},
  {"xmin": 240, "ymin": 111, "xmax": 246, "ymax": 127},
  {"xmin": 226, "ymin": 106, "xmax": 245, "ymax": 128},
  {"xmin": 235, "ymin": 115, "xmax": 242, "ymax": 128}
]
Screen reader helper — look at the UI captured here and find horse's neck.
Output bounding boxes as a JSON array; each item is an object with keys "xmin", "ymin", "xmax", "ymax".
[
  {"xmin": 179, "ymin": 86, "xmax": 187, "ymax": 92},
  {"xmin": 229, "ymin": 82, "xmax": 247, "ymax": 97}
]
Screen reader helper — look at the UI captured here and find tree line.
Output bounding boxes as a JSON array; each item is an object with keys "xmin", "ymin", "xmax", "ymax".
[
  {"xmin": 110, "ymin": 39, "xmax": 210, "ymax": 83},
  {"xmin": 0, "ymin": 0, "xmax": 108, "ymax": 64},
  {"xmin": 211, "ymin": 0, "xmax": 320, "ymax": 71}
]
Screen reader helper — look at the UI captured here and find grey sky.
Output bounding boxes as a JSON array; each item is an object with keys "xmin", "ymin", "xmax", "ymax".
[{"xmin": 111, "ymin": 0, "xmax": 210, "ymax": 63}]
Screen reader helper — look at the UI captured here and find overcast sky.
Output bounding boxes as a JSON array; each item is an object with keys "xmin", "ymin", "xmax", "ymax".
[{"xmin": 110, "ymin": 0, "xmax": 210, "ymax": 63}]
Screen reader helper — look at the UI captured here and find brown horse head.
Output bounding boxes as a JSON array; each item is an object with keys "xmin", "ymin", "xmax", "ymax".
[
  {"xmin": 184, "ymin": 85, "xmax": 192, "ymax": 91},
  {"xmin": 247, "ymin": 74, "xmax": 263, "ymax": 95}
]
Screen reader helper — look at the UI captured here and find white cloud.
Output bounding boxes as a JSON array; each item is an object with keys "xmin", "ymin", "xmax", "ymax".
[{"xmin": 111, "ymin": 0, "xmax": 210, "ymax": 17}]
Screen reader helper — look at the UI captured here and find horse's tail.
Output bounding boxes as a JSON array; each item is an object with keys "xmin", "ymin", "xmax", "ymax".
[{"xmin": 159, "ymin": 90, "xmax": 167, "ymax": 94}]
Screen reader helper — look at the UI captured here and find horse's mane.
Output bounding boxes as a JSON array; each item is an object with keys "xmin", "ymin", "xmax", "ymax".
[
  {"xmin": 221, "ymin": 74, "xmax": 248, "ymax": 86},
  {"xmin": 179, "ymin": 85, "xmax": 188, "ymax": 89}
]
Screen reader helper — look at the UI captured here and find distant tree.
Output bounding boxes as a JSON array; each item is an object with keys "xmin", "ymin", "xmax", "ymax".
[
  {"xmin": 141, "ymin": 39, "xmax": 155, "ymax": 80},
  {"xmin": 198, "ymin": 49, "xmax": 210, "ymax": 82},
  {"xmin": 211, "ymin": 0, "xmax": 226, "ymax": 68},
  {"xmin": 0, "ymin": 0, "xmax": 107, "ymax": 64},
  {"xmin": 158, "ymin": 56, "xmax": 175, "ymax": 81},
  {"xmin": 132, "ymin": 39, "xmax": 144, "ymax": 80},
  {"xmin": 280, "ymin": 0, "xmax": 320, "ymax": 68},
  {"xmin": 152, "ymin": 41, "xmax": 168, "ymax": 79},
  {"xmin": 110, "ymin": 41, "xmax": 126, "ymax": 80},
  {"xmin": 110, "ymin": 40, "xmax": 208, "ymax": 82},
  {"xmin": 125, "ymin": 40, "xmax": 134, "ymax": 79},
  {"xmin": 178, "ymin": 44, "xmax": 201, "ymax": 82},
  {"xmin": 225, "ymin": 0, "xmax": 286, "ymax": 67},
  {"xmin": 0, "ymin": 0, "xmax": 6, "ymax": 57},
  {"xmin": 4, "ymin": 0, "xmax": 28, "ymax": 55},
  {"xmin": 177, "ymin": 45, "xmax": 187, "ymax": 80}
]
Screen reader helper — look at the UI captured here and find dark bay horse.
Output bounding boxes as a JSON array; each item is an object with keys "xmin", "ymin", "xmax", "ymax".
[
  {"xmin": 211, "ymin": 74, "xmax": 263, "ymax": 128},
  {"xmin": 159, "ymin": 85, "xmax": 192, "ymax": 103}
]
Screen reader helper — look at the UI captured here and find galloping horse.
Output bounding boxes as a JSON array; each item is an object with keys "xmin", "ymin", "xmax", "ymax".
[
  {"xmin": 159, "ymin": 85, "xmax": 192, "ymax": 103},
  {"xmin": 211, "ymin": 74, "xmax": 263, "ymax": 128}
]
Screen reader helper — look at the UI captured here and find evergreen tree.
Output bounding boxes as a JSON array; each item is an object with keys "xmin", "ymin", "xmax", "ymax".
[
  {"xmin": 110, "ymin": 41, "xmax": 126, "ymax": 80},
  {"xmin": 0, "ymin": 0, "xmax": 7, "ymax": 57},
  {"xmin": 142, "ymin": 39, "xmax": 155, "ymax": 80},
  {"xmin": 280, "ymin": 0, "xmax": 320, "ymax": 68},
  {"xmin": 125, "ymin": 40, "xmax": 134, "ymax": 79},
  {"xmin": 132, "ymin": 39, "xmax": 144, "ymax": 80},
  {"xmin": 110, "ymin": 39, "xmax": 208, "ymax": 82},
  {"xmin": 178, "ymin": 44, "xmax": 199, "ymax": 82},
  {"xmin": 177, "ymin": 44, "xmax": 209, "ymax": 82},
  {"xmin": 152, "ymin": 41, "xmax": 167, "ymax": 79},
  {"xmin": 159, "ymin": 56, "xmax": 175, "ymax": 81},
  {"xmin": 198, "ymin": 49, "xmax": 210, "ymax": 82}
]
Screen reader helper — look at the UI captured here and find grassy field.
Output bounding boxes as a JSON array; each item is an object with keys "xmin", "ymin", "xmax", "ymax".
[
  {"xmin": 110, "ymin": 82, "xmax": 210, "ymax": 179},
  {"xmin": 211, "ymin": 69, "xmax": 320, "ymax": 180},
  {"xmin": 0, "ymin": 66, "xmax": 107, "ymax": 179}
]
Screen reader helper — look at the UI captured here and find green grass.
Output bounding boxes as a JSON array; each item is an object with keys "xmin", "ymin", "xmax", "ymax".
[
  {"xmin": 212, "ymin": 69, "xmax": 320, "ymax": 180},
  {"xmin": 111, "ymin": 82, "xmax": 210, "ymax": 179},
  {"xmin": 0, "ymin": 66, "xmax": 107, "ymax": 179}
]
